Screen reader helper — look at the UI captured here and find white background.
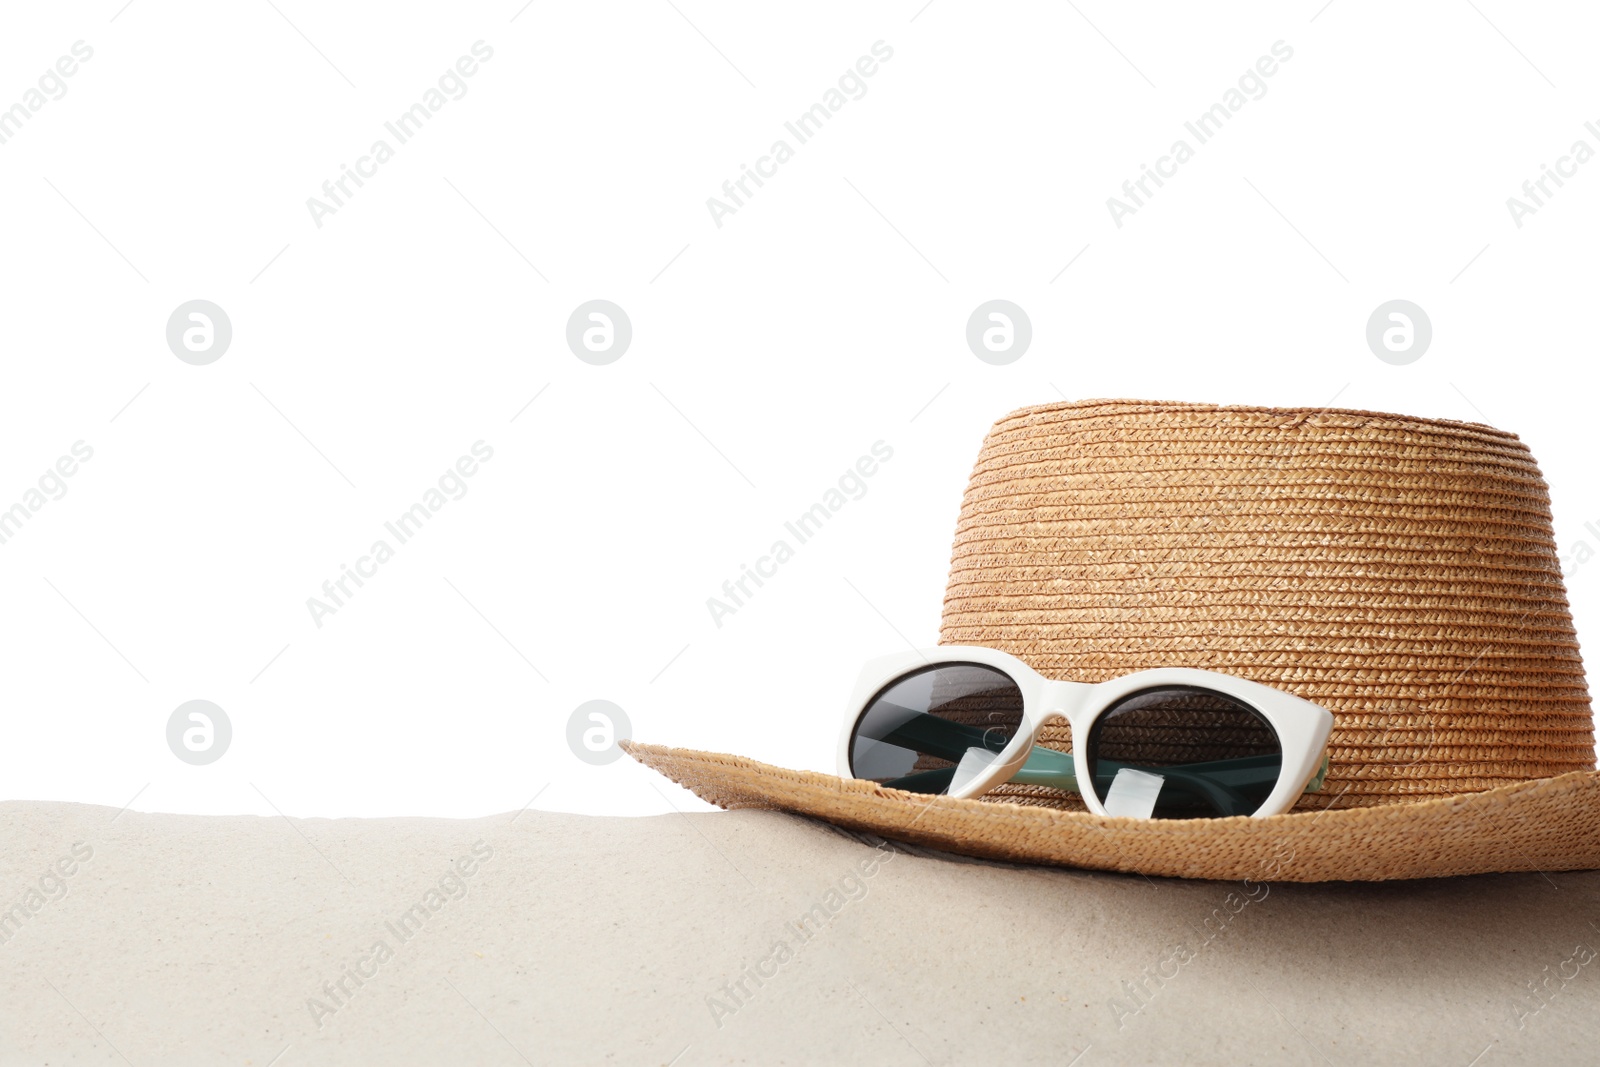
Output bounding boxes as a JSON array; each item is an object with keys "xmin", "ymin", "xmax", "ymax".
[{"xmin": 1, "ymin": 1, "xmax": 1597, "ymax": 819}]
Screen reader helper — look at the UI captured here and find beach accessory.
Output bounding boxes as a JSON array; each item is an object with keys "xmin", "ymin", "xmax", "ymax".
[
  {"xmin": 842, "ymin": 647, "xmax": 1333, "ymax": 818},
  {"xmin": 625, "ymin": 399, "xmax": 1600, "ymax": 881}
]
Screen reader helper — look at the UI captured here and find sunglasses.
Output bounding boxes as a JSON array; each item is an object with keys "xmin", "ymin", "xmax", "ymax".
[{"xmin": 838, "ymin": 646, "xmax": 1334, "ymax": 819}]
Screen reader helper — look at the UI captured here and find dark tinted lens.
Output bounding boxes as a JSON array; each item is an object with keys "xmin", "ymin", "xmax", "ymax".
[
  {"xmin": 1086, "ymin": 686, "xmax": 1281, "ymax": 819},
  {"xmin": 849, "ymin": 664, "xmax": 1024, "ymax": 794}
]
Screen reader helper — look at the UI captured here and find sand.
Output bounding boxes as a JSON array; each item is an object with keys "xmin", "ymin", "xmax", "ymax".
[{"xmin": 1, "ymin": 801, "xmax": 1596, "ymax": 1065}]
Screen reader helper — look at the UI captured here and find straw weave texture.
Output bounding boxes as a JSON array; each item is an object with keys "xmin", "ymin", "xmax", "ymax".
[
  {"xmin": 621, "ymin": 743, "xmax": 1600, "ymax": 880},
  {"xmin": 939, "ymin": 400, "xmax": 1595, "ymax": 810}
]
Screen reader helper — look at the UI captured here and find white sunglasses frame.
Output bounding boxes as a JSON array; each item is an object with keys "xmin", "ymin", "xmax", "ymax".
[{"xmin": 837, "ymin": 645, "xmax": 1334, "ymax": 819}]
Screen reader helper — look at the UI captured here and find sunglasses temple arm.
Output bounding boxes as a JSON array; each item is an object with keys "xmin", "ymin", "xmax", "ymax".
[
  {"xmin": 1304, "ymin": 751, "xmax": 1331, "ymax": 792},
  {"xmin": 877, "ymin": 710, "xmax": 1014, "ymax": 764},
  {"xmin": 1006, "ymin": 749, "xmax": 1243, "ymax": 812},
  {"xmin": 1007, "ymin": 745, "xmax": 1080, "ymax": 792},
  {"xmin": 1004, "ymin": 747, "xmax": 1333, "ymax": 799}
]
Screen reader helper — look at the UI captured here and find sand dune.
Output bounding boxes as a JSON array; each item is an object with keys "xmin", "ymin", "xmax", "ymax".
[{"xmin": 1, "ymin": 801, "xmax": 1595, "ymax": 1065}]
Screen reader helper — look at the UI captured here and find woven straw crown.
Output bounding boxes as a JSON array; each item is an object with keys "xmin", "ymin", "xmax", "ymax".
[{"xmin": 938, "ymin": 399, "xmax": 1596, "ymax": 812}]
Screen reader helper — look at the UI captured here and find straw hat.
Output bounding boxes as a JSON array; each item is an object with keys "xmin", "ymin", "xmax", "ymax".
[{"xmin": 625, "ymin": 399, "xmax": 1600, "ymax": 881}]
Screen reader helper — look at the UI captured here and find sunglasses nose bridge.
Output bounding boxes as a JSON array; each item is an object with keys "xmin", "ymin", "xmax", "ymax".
[{"xmin": 1033, "ymin": 679, "xmax": 1093, "ymax": 728}]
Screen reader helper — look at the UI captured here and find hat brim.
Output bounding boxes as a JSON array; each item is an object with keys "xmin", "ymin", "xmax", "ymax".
[{"xmin": 623, "ymin": 741, "xmax": 1600, "ymax": 881}]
